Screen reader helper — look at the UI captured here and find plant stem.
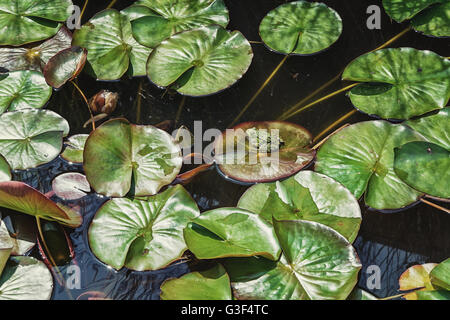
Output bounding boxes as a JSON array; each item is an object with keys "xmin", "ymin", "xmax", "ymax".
[
  {"xmin": 369, "ymin": 27, "xmax": 411, "ymax": 53},
  {"xmin": 71, "ymin": 81, "xmax": 95, "ymax": 131},
  {"xmin": 420, "ymin": 198, "xmax": 450, "ymax": 214},
  {"xmin": 79, "ymin": 0, "xmax": 88, "ymax": 24},
  {"xmin": 379, "ymin": 293, "xmax": 406, "ymax": 300},
  {"xmin": 136, "ymin": 80, "xmax": 143, "ymax": 124},
  {"xmin": 313, "ymin": 109, "xmax": 357, "ymax": 143},
  {"xmin": 249, "ymin": 41, "xmax": 263, "ymax": 44},
  {"xmin": 229, "ymin": 54, "xmax": 289, "ymax": 127},
  {"xmin": 106, "ymin": 0, "xmax": 118, "ymax": 9},
  {"xmin": 175, "ymin": 96, "xmax": 187, "ymax": 127}
]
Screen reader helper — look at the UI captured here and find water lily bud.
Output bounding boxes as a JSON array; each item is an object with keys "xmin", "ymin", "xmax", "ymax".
[{"xmin": 89, "ymin": 90, "xmax": 118, "ymax": 114}]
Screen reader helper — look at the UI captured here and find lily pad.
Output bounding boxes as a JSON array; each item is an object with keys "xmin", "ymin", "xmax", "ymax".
[
  {"xmin": 0, "ymin": 109, "xmax": 69, "ymax": 170},
  {"xmin": 238, "ymin": 170, "xmax": 362, "ymax": 242},
  {"xmin": 52, "ymin": 172, "xmax": 90, "ymax": 201},
  {"xmin": 146, "ymin": 25, "xmax": 253, "ymax": 96},
  {"xmin": 416, "ymin": 290, "xmax": 450, "ymax": 300},
  {"xmin": 315, "ymin": 120, "xmax": 424, "ymax": 210},
  {"xmin": 61, "ymin": 134, "xmax": 88, "ymax": 163},
  {"xmin": 43, "ymin": 46, "xmax": 87, "ymax": 89},
  {"xmin": 214, "ymin": 121, "xmax": 315, "ymax": 184},
  {"xmin": 1, "ymin": 213, "xmax": 37, "ymax": 256},
  {"xmin": 382, "ymin": 0, "xmax": 444, "ymax": 22},
  {"xmin": 83, "ymin": 118, "xmax": 182, "ymax": 197},
  {"xmin": 160, "ymin": 264, "xmax": 232, "ymax": 300},
  {"xmin": 412, "ymin": 2, "xmax": 450, "ymax": 37},
  {"xmin": 72, "ymin": 9, "xmax": 152, "ymax": 80},
  {"xmin": 88, "ymin": 185, "xmax": 199, "ymax": 271},
  {"xmin": 0, "ymin": 256, "xmax": 53, "ymax": 300},
  {"xmin": 342, "ymin": 48, "xmax": 450, "ymax": 120},
  {"xmin": 0, "ymin": 155, "xmax": 10, "ymax": 182},
  {"xmin": 223, "ymin": 220, "xmax": 361, "ymax": 300},
  {"xmin": 184, "ymin": 207, "xmax": 281, "ymax": 261},
  {"xmin": 0, "ymin": 26, "xmax": 72, "ymax": 72},
  {"xmin": 430, "ymin": 258, "xmax": 450, "ymax": 291},
  {"xmin": 0, "ymin": 181, "xmax": 82, "ymax": 228},
  {"xmin": 0, "ymin": 71, "xmax": 52, "ymax": 114},
  {"xmin": 130, "ymin": 0, "xmax": 229, "ymax": 48},
  {"xmin": 0, "ymin": 0, "xmax": 72, "ymax": 46},
  {"xmin": 0, "ymin": 220, "xmax": 13, "ymax": 275},
  {"xmin": 259, "ymin": 1, "xmax": 343, "ymax": 55},
  {"xmin": 347, "ymin": 288, "xmax": 378, "ymax": 300},
  {"xmin": 399, "ymin": 262, "xmax": 437, "ymax": 300}
]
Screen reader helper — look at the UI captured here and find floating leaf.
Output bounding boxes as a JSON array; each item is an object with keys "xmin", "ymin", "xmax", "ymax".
[
  {"xmin": 160, "ymin": 264, "xmax": 232, "ymax": 300},
  {"xmin": 0, "ymin": 71, "xmax": 52, "ymax": 114},
  {"xmin": 430, "ymin": 258, "xmax": 450, "ymax": 291},
  {"xmin": 0, "ymin": 220, "xmax": 13, "ymax": 275},
  {"xmin": 412, "ymin": 2, "xmax": 450, "ymax": 37},
  {"xmin": 214, "ymin": 121, "xmax": 314, "ymax": 184},
  {"xmin": 83, "ymin": 118, "xmax": 182, "ymax": 197},
  {"xmin": 0, "ymin": 0, "xmax": 72, "ymax": 46},
  {"xmin": 1, "ymin": 213, "xmax": 37, "ymax": 255},
  {"xmin": 184, "ymin": 207, "xmax": 281, "ymax": 261},
  {"xmin": 347, "ymin": 288, "xmax": 378, "ymax": 300},
  {"xmin": 315, "ymin": 120, "xmax": 424, "ymax": 210},
  {"xmin": 72, "ymin": 9, "xmax": 152, "ymax": 80},
  {"xmin": 88, "ymin": 185, "xmax": 199, "ymax": 271},
  {"xmin": 238, "ymin": 170, "xmax": 361, "ymax": 242},
  {"xmin": 382, "ymin": 0, "xmax": 444, "ymax": 22},
  {"xmin": 147, "ymin": 25, "xmax": 253, "ymax": 96},
  {"xmin": 0, "ymin": 109, "xmax": 69, "ymax": 170},
  {"xmin": 61, "ymin": 134, "xmax": 88, "ymax": 163},
  {"xmin": 224, "ymin": 220, "xmax": 361, "ymax": 300},
  {"xmin": 259, "ymin": 1, "xmax": 343, "ymax": 55},
  {"xmin": 342, "ymin": 48, "xmax": 450, "ymax": 120},
  {"xmin": 399, "ymin": 263, "xmax": 437, "ymax": 300},
  {"xmin": 43, "ymin": 46, "xmax": 87, "ymax": 89},
  {"xmin": 0, "ymin": 181, "xmax": 82, "ymax": 228},
  {"xmin": 416, "ymin": 290, "xmax": 450, "ymax": 300},
  {"xmin": 52, "ymin": 172, "xmax": 90, "ymax": 201},
  {"xmin": 130, "ymin": 0, "xmax": 229, "ymax": 48},
  {"xmin": 0, "ymin": 155, "xmax": 10, "ymax": 182},
  {"xmin": 0, "ymin": 256, "xmax": 53, "ymax": 300}
]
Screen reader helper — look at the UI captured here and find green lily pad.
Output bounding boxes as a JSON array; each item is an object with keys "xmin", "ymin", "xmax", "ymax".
[
  {"xmin": 0, "ymin": 109, "xmax": 69, "ymax": 170},
  {"xmin": 0, "ymin": 220, "xmax": 13, "ymax": 275},
  {"xmin": 0, "ymin": 0, "xmax": 72, "ymax": 46},
  {"xmin": 61, "ymin": 134, "xmax": 88, "ymax": 163},
  {"xmin": 407, "ymin": 107, "xmax": 450, "ymax": 150},
  {"xmin": 72, "ymin": 9, "xmax": 152, "ymax": 80},
  {"xmin": 416, "ymin": 290, "xmax": 450, "ymax": 300},
  {"xmin": 0, "ymin": 181, "xmax": 82, "ymax": 228},
  {"xmin": 399, "ymin": 262, "xmax": 437, "ymax": 300},
  {"xmin": 315, "ymin": 120, "xmax": 424, "ymax": 210},
  {"xmin": 382, "ymin": 0, "xmax": 444, "ymax": 22},
  {"xmin": 146, "ymin": 25, "xmax": 253, "ymax": 96},
  {"xmin": 238, "ymin": 170, "xmax": 361, "ymax": 242},
  {"xmin": 259, "ymin": 1, "xmax": 343, "ymax": 55},
  {"xmin": 0, "ymin": 71, "xmax": 52, "ymax": 114},
  {"xmin": 52, "ymin": 172, "xmax": 90, "ymax": 201},
  {"xmin": 88, "ymin": 185, "xmax": 199, "ymax": 271},
  {"xmin": 412, "ymin": 2, "xmax": 450, "ymax": 37},
  {"xmin": 160, "ymin": 264, "xmax": 232, "ymax": 300},
  {"xmin": 342, "ymin": 48, "xmax": 450, "ymax": 120},
  {"xmin": 394, "ymin": 142, "xmax": 450, "ymax": 199},
  {"xmin": 214, "ymin": 121, "xmax": 315, "ymax": 184},
  {"xmin": 0, "ymin": 155, "xmax": 10, "ymax": 182},
  {"xmin": 224, "ymin": 220, "xmax": 361, "ymax": 300},
  {"xmin": 43, "ymin": 46, "xmax": 87, "ymax": 89},
  {"xmin": 83, "ymin": 118, "xmax": 182, "ymax": 198},
  {"xmin": 0, "ymin": 26, "xmax": 72, "ymax": 72},
  {"xmin": 347, "ymin": 288, "xmax": 378, "ymax": 300},
  {"xmin": 430, "ymin": 258, "xmax": 450, "ymax": 291},
  {"xmin": 184, "ymin": 207, "xmax": 281, "ymax": 261},
  {"xmin": 130, "ymin": 0, "xmax": 229, "ymax": 48},
  {"xmin": 0, "ymin": 256, "xmax": 53, "ymax": 300}
]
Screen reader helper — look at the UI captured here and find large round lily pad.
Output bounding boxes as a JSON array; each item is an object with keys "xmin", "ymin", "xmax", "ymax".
[
  {"xmin": 0, "ymin": 256, "xmax": 53, "ymax": 300},
  {"xmin": 184, "ymin": 207, "xmax": 281, "ymax": 261},
  {"xmin": 160, "ymin": 264, "xmax": 232, "ymax": 300},
  {"xmin": 0, "ymin": 155, "xmax": 10, "ymax": 182},
  {"xmin": 214, "ymin": 121, "xmax": 315, "ymax": 184},
  {"xmin": 259, "ymin": 1, "xmax": 343, "ymax": 55},
  {"xmin": 88, "ymin": 185, "xmax": 199, "ymax": 271},
  {"xmin": 223, "ymin": 219, "xmax": 361, "ymax": 300},
  {"xmin": 61, "ymin": 134, "xmax": 88, "ymax": 163},
  {"xmin": 147, "ymin": 25, "xmax": 253, "ymax": 97},
  {"xmin": 382, "ymin": 0, "xmax": 444, "ymax": 22},
  {"xmin": 238, "ymin": 170, "xmax": 361, "ymax": 242},
  {"xmin": 412, "ymin": 2, "xmax": 450, "ymax": 37},
  {"xmin": 72, "ymin": 9, "xmax": 152, "ymax": 80},
  {"xmin": 129, "ymin": 0, "xmax": 229, "ymax": 48},
  {"xmin": 0, "ymin": 71, "xmax": 52, "ymax": 114},
  {"xmin": 83, "ymin": 118, "xmax": 182, "ymax": 198},
  {"xmin": 0, "ymin": 181, "xmax": 82, "ymax": 228},
  {"xmin": 342, "ymin": 48, "xmax": 450, "ymax": 120},
  {"xmin": 0, "ymin": 109, "xmax": 69, "ymax": 170},
  {"xmin": 315, "ymin": 120, "xmax": 424, "ymax": 210}
]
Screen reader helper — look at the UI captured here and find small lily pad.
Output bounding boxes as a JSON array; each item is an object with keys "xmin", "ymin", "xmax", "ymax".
[
  {"xmin": 130, "ymin": 0, "xmax": 229, "ymax": 48},
  {"xmin": 83, "ymin": 118, "xmax": 182, "ymax": 197},
  {"xmin": 0, "ymin": 109, "xmax": 69, "ymax": 170},
  {"xmin": 0, "ymin": 71, "xmax": 52, "ymax": 114},
  {"xmin": 0, "ymin": 155, "xmax": 10, "ymax": 182},
  {"xmin": 412, "ymin": 2, "xmax": 450, "ymax": 37},
  {"xmin": 238, "ymin": 170, "xmax": 362, "ymax": 242},
  {"xmin": 184, "ymin": 207, "xmax": 281, "ymax": 261},
  {"xmin": 52, "ymin": 172, "xmax": 91, "ymax": 201},
  {"xmin": 88, "ymin": 185, "xmax": 199, "ymax": 271},
  {"xmin": 61, "ymin": 134, "xmax": 88, "ymax": 163},
  {"xmin": 214, "ymin": 121, "xmax": 315, "ymax": 184},
  {"xmin": 315, "ymin": 120, "xmax": 424, "ymax": 210},
  {"xmin": 399, "ymin": 262, "xmax": 437, "ymax": 300},
  {"xmin": 259, "ymin": 1, "xmax": 343, "ymax": 55},
  {"xmin": 43, "ymin": 46, "xmax": 87, "ymax": 89},
  {"xmin": 342, "ymin": 48, "xmax": 450, "ymax": 120},
  {"xmin": 147, "ymin": 25, "xmax": 253, "ymax": 96},
  {"xmin": 160, "ymin": 264, "xmax": 232, "ymax": 300},
  {"xmin": 0, "ymin": 256, "xmax": 53, "ymax": 300}
]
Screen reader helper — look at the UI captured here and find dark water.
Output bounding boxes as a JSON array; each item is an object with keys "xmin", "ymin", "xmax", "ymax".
[{"xmin": 11, "ymin": 0, "xmax": 450, "ymax": 299}]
